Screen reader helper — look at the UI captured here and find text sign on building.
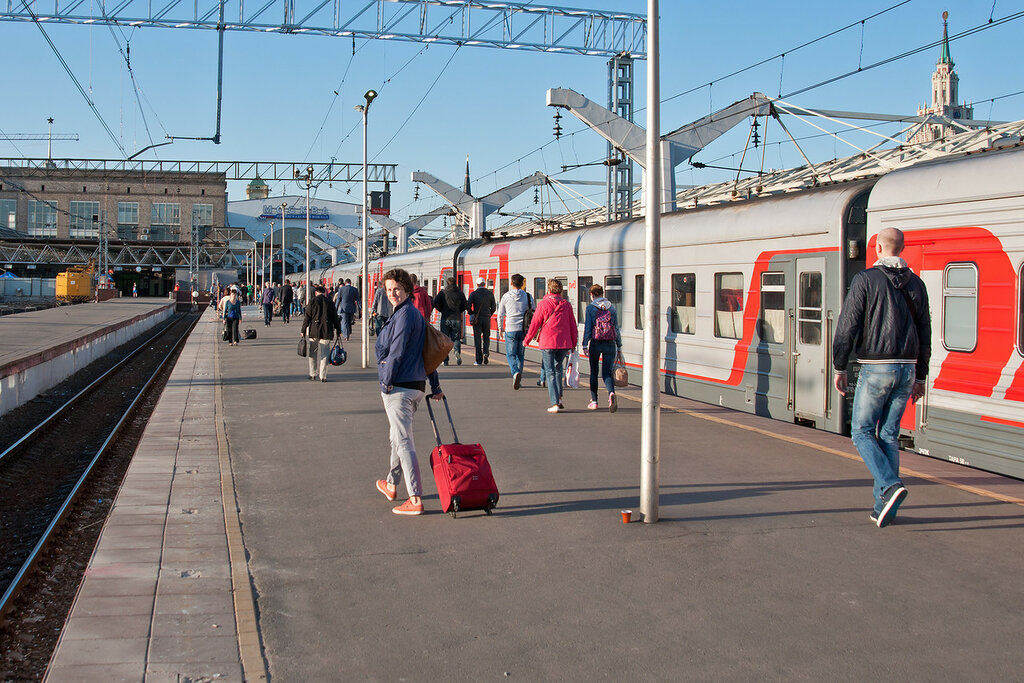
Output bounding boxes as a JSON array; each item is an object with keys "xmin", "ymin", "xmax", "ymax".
[
  {"xmin": 260, "ymin": 204, "xmax": 331, "ymax": 221},
  {"xmin": 370, "ymin": 191, "xmax": 390, "ymax": 216}
]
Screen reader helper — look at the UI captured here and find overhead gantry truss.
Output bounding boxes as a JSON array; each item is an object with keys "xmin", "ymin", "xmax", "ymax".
[
  {"xmin": 0, "ymin": 158, "xmax": 397, "ymax": 183},
  {"xmin": 0, "ymin": 0, "xmax": 646, "ymax": 58}
]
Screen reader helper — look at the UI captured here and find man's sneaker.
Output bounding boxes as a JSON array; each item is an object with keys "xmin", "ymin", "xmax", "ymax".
[
  {"xmin": 876, "ymin": 485, "xmax": 907, "ymax": 528},
  {"xmin": 484, "ymin": 357, "xmax": 489, "ymax": 365},
  {"xmin": 513, "ymin": 372, "xmax": 522, "ymax": 390},
  {"xmin": 456, "ymin": 356, "xmax": 462, "ymax": 366},
  {"xmin": 375, "ymin": 479, "xmax": 397, "ymax": 501},
  {"xmin": 392, "ymin": 499, "xmax": 424, "ymax": 516},
  {"xmin": 608, "ymin": 392, "xmax": 618, "ymax": 413},
  {"xmin": 473, "ymin": 361, "xmax": 481, "ymax": 366},
  {"xmin": 587, "ymin": 401, "xmax": 599, "ymax": 410},
  {"xmin": 869, "ymin": 513, "xmax": 879, "ymax": 524},
  {"xmin": 546, "ymin": 405, "xmax": 561, "ymax": 414}
]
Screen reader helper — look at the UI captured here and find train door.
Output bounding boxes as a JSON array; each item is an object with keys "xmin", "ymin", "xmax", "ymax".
[{"xmin": 793, "ymin": 257, "xmax": 827, "ymax": 421}]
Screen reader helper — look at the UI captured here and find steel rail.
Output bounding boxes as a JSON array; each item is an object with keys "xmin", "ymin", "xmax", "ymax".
[
  {"xmin": 0, "ymin": 315, "xmax": 180, "ymax": 466},
  {"xmin": 0, "ymin": 315, "xmax": 199, "ymax": 623}
]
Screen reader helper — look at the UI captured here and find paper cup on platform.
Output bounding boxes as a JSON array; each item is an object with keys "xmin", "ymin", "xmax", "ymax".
[{"xmin": 621, "ymin": 510, "xmax": 632, "ymax": 524}]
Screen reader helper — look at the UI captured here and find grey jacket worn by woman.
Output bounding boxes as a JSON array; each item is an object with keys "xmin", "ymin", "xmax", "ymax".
[{"xmin": 832, "ymin": 259, "xmax": 932, "ymax": 381}]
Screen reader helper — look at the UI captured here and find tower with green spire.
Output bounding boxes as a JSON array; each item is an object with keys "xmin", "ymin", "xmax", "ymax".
[{"xmin": 909, "ymin": 11, "xmax": 974, "ymax": 144}]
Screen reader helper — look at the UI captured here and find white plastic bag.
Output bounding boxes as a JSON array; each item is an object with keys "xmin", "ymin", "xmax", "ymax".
[{"xmin": 565, "ymin": 349, "xmax": 581, "ymax": 389}]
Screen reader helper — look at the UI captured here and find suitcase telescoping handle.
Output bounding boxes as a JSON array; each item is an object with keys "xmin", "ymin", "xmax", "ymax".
[{"xmin": 424, "ymin": 395, "xmax": 461, "ymax": 447}]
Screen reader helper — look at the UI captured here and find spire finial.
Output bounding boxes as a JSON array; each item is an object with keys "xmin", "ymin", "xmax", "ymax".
[{"xmin": 939, "ymin": 11, "xmax": 953, "ymax": 66}]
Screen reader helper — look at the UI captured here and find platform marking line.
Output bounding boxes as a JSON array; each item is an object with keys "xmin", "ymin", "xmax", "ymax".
[
  {"xmin": 613, "ymin": 389, "xmax": 1024, "ymax": 507},
  {"xmin": 215, "ymin": 328, "xmax": 268, "ymax": 681}
]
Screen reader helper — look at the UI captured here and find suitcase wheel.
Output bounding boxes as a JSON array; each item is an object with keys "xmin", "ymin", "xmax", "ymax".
[{"xmin": 449, "ymin": 496, "xmax": 460, "ymax": 518}]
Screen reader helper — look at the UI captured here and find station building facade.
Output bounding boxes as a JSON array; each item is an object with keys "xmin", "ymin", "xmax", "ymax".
[{"xmin": 0, "ymin": 166, "xmax": 227, "ymax": 242}]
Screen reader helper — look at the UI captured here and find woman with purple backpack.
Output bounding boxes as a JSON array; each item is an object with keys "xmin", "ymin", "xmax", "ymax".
[{"xmin": 582, "ymin": 284, "xmax": 622, "ymax": 412}]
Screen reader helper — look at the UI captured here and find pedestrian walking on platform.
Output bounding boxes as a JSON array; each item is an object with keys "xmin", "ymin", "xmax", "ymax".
[
  {"xmin": 261, "ymin": 283, "xmax": 276, "ymax": 327},
  {"xmin": 334, "ymin": 278, "xmax": 360, "ymax": 341},
  {"xmin": 833, "ymin": 227, "xmax": 931, "ymax": 528},
  {"xmin": 582, "ymin": 283, "xmax": 622, "ymax": 412},
  {"xmin": 132, "ymin": 282, "xmax": 138, "ymax": 297},
  {"xmin": 410, "ymin": 274, "xmax": 433, "ymax": 320},
  {"xmin": 280, "ymin": 280, "xmax": 294, "ymax": 324},
  {"xmin": 371, "ymin": 280, "xmax": 394, "ymax": 334},
  {"xmin": 525, "ymin": 279, "xmax": 578, "ymax": 413},
  {"xmin": 301, "ymin": 285, "xmax": 342, "ymax": 382},
  {"xmin": 224, "ymin": 288, "xmax": 242, "ymax": 346},
  {"xmin": 467, "ymin": 277, "xmax": 497, "ymax": 366},
  {"xmin": 497, "ymin": 273, "xmax": 533, "ymax": 390},
  {"xmin": 374, "ymin": 268, "xmax": 443, "ymax": 516},
  {"xmin": 433, "ymin": 277, "xmax": 468, "ymax": 366}
]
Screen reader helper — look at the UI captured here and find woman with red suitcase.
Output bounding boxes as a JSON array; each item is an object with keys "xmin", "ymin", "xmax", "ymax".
[{"xmin": 374, "ymin": 268, "xmax": 444, "ymax": 516}]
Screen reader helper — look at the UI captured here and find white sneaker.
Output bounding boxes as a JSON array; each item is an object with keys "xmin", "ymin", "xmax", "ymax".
[{"xmin": 546, "ymin": 405, "xmax": 561, "ymax": 414}]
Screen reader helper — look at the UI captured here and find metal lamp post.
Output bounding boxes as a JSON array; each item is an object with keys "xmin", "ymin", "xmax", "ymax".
[
  {"xmin": 296, "ymin": 166, "xmax": 313, "ymax": 305},
  {"xmin": 355, "ymin": 88, "xmax": 378, "ymax": 369},
  {"xmin": 640, "ymin": 0, "xmax": 662, "ymax": 523},
  {"xmin": 279, "ymin": 202, "xmax": 287, "ymax": 288},
  {"xmin": 264, "ymin": 222, "xmax": 273, "ymax": 291}
]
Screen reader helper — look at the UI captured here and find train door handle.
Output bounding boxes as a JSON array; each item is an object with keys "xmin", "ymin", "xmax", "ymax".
[{"xmin": 791, "ymin": 351, "xmax": 800, "ymax": 357}]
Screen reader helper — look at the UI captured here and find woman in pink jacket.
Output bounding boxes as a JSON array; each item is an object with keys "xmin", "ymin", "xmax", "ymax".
[{"xmin": 525, "ymin": 279, "xmax": 578, "ymax": 413}]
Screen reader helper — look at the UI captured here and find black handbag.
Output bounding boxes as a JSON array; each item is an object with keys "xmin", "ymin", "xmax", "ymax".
[
  {"xmin": 297, "ymin": 335, "xmax": 307, "ymax": 357},
  {"xmin": 222, "ymin": 322, "xmax": 230, "ymax": 342}
]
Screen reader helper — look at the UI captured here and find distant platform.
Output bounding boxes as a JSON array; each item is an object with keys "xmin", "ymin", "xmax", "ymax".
[{"xmin": 0, "ymin": 298, "xmax": 174, "ymax": 416}]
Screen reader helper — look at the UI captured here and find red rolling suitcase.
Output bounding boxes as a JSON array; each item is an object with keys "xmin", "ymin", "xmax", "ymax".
[{"xmin": 425, "ymin": 396, "xmax": 499, "ymax": 518}]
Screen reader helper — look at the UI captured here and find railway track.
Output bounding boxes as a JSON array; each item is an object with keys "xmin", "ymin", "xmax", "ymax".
[{"xmin": 0, "ymin": 312, "xmax": 199, "ymax": 624}]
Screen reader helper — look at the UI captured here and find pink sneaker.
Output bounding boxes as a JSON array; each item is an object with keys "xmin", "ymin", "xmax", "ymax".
[
  {"xmin": 392, "ymin": 499, "xmax": 424, "ymax": 515},
  {"xmin": 587, "ymin": 401, "xmax": 598, "ymax": 410},
  {"xmin": 608, "ymin": 393, "xmax": 618, "ymax": 413},
  {"xmin": 376, "ymin": 479, "xmax": 397, "ymax": 501}
]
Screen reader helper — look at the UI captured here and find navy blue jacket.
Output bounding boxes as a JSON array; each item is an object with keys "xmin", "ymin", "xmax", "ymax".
[
  {"xmin": 375, "ymin": 298, "xmax": 440, "ymax": 394},
  {"xmin": 335, "ymin": 284, "xmax": 360, "ymax": 314}
]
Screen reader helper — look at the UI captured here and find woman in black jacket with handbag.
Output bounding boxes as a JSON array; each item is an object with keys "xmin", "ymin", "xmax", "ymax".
[{"xmin": 301, "ymin": 285, "xmax": 342, "ymax": 382}]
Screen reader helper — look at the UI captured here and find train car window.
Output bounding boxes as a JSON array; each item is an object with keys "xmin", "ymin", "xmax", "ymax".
[
  {"xmin": 534, "ymin": 277, "xmax": 546, "ymax": 302},
  {"xmin": 499, "ymin": 278, "xmax": 509, "ymax": 300},
  {"xmin": 431, "ymin": 279, "xmax": 437, "ymax": 296},
  {"xmin": 578, "ymin": 276, "xmax": 593, "ymax": 319},
  {"xmin": 671, "ymin": 273, "xmax": 696, "ymax": 335},
  {"xmin": 714, "ymin": 273, "xmax": 744, "ymax": 339},
  {"xmin": 759, "ymin": 272, "xmax": 786, "ymax": 344},
  {"xmin": 943, "ymin": 263, "xmax": 978, "ymax": 352},
  {"xmin": 604, "ymin": 275, "xmax": 623, "ymax": 322},
  {"xmin": 1019, "ymin": 263, "xmax": 1024, "ymax": 356},
  {"xmin": 555, "ymin": 277, "xmax": 569, "ymax": 300},
  {"xmin": 798, "ymin": 272, "xmax": 822, "ymax": 345},
  {"xmin": 635, "ymin": 274, "xmax": 644, "ymax": 329}
]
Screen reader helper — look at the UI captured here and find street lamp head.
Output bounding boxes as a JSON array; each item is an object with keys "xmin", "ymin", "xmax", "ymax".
[{"xmin": 364, "ymin": 89, "xmax": 377, "ymax": 105}]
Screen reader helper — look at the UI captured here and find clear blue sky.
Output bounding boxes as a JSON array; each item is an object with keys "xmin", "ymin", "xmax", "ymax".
[{"xmin": 3, "ymin": 1, "xmax": 1022, "ymax": 235}]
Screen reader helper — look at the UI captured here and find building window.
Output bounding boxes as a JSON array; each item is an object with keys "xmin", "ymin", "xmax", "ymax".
[
  {"xmin": 27, "ymin": 199, "xmax": 58, "ymax": 237},
  {"xmin": 759, "ymin": 272, "xmax": 786, "ymax": 344},
  {"xmin": 151, "ymin": 202, "xmax": 180, "ymax": 241},
  {"xmin": 635, "ymin": 274, "xmax": 644, "ymax": 329},
  {"xmin": 671, "ymin": 273, "xmax": 696, "ymax": 335},
  {"xmin": 0, "ymin": 199, "xmax": 16, "ymax": 230},
  {"xmin": 578, "ymin": 276, "xmax": 593, "ymax": 320},
  {"xmin": 715, "ymin": 272, "xmax": 744, "ymax": 339},
  {"xmin": 118, "ymin": 201, "xmax": 139, "ymax": 239},
  {"xmin": 69, "ymin": 201, "xmax": 100, "ymax": 238},
  {"xmin": 798, "ymin": 271, "xmax": 822, "ymax": 345},
  {"xmin": 192, "ymin": 203, "xmax": 214, "ymax": 241},
  {"xmin": 943, "ymin": 263, "xmax": 978, "ymax": 352}
]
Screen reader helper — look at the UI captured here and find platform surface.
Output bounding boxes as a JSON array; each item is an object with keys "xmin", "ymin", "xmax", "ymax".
[
  {"xmin": 46, "ymin": 310, "xmax": 1024, "ymax": 681},
  {"xmin": 0, "ymin": 298, "xmax": 173, "ymax": 375}
]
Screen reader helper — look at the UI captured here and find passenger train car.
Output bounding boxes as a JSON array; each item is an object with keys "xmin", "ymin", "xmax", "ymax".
[{"xmin": 300, "ymin": 143, "xmax": 1024, "ymax": 479}]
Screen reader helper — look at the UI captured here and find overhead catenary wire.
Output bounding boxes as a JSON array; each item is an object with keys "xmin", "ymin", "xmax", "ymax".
[{"xmin": 20, "ymin": 0, "xmax": 127, "ymax": 157}]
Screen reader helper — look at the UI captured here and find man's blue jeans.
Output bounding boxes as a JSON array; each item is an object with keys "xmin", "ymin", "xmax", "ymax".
[
  {"xmin": 850, "ymin": 363, "xmax": 915, "ymax": 514},
  {"xmin": 339, "ymin": 311, "xmax": 353, "ymax": 339},
  {"xmin": 505, "ymin": 330, "xmax": 525, "ymax": 377},
  {"xmin": 541, "ymin": 349, "xmax": 569, "ymax": 406}
]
